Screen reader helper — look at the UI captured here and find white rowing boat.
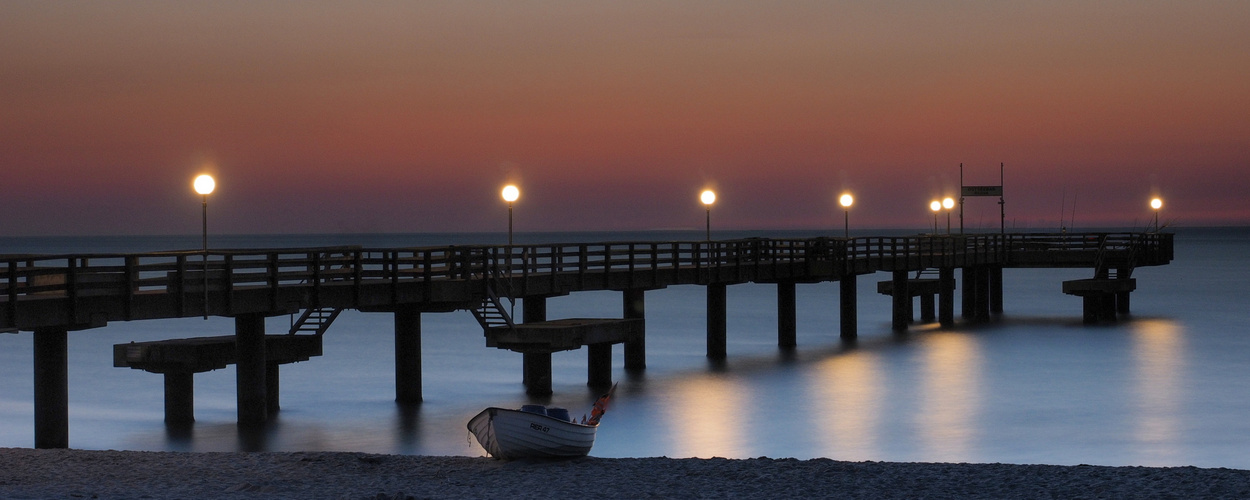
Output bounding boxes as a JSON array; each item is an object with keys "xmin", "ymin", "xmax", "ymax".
[
  {"xmin": 468, "ymin": 385, "xmax": 616, "ymax": 460},
  {"xmin": 467, "ymin": 406, "xmax": 597, "ymax": 459}
]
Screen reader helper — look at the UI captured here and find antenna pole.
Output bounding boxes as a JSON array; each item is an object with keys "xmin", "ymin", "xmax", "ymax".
[
  {"xmin": 958, "ymin": 163, "xmax": 964, "ymax": 234},
  {"xmin": 999, "ymin": 162, "xmax": 1005, "ymax": 234}
]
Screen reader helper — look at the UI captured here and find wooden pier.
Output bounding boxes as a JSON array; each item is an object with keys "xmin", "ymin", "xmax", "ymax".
[{"xmin": 0, "ymin": 232, "xmax": 1173, "ymax": 448}]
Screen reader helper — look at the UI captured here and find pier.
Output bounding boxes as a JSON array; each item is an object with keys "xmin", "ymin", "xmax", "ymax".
[{"xmin": 1, "ymin": 232, "xmax": 1172, "ymax": 448}]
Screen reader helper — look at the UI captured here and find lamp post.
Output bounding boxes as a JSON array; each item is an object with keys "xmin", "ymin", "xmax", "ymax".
[
  {"xmin": 502, "ymin": 185, "xmax": 519, "ymax": 245},
  {"xmin": 1150, "ymin": 198, "xmax": 1163, "ymax": 232},
  {"xmin": 193, "ymin": 174, "xmax": 215, "ymax": 320},
  {"xmin": 839, "ymin": 193, "xmax": 853, "ymax": 238},
  {"xmin": 930, "ymin": 200, "xmax": 941, "ymax": 234},
  {"xmin": 942, "ymin": 197, "xmax": 955, "ymax": 234},
  {"xmin": 700, "ymin": 190, "xmax": 716, "ymax": 241}
]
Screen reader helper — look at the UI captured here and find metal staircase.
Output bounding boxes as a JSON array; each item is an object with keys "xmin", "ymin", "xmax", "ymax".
[
  {"xmin": 468, "ymin": 248, "xmax": 517, "ymax": 332},
  {"xmin": 288, "ymin": 307, "xmax": 341, "ymax": 336},
  {"xmin": 470, "ymin": 285, "xmax": 516, "ymax": 331},
  {"xmin": 1092, "ymin": 235, "xmax": 1137, "ymax": 280},
  {"xmin": 287, "ymin": 251, "xmax": 349, "ymax": 336}
]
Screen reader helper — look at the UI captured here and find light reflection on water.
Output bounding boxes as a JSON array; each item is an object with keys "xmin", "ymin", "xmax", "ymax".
[
  {"xmin": 1131, "ymin": 319, "xmax": 1184, "ymax": 464},
  {"xmin": 665, "ymin": 374, "xmax": 747, "ymax": 458},
  {"xmin": 917, "ymin": 332, "xmax": 982, "ymax": 462},
  {"xmin": 809, "ymin": 349, "xmax": 882, "ymax": 460}
]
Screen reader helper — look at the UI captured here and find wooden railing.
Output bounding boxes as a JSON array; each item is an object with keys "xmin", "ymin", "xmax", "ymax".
[{"xmin": 0, "ymin": 233, "xmax": 1173, "ymax": 330}]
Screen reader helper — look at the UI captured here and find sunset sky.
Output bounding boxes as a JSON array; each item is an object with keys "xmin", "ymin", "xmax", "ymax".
[{"xmin": 2, "ymin": 1, "xmax": 1247, "ymax": 237}]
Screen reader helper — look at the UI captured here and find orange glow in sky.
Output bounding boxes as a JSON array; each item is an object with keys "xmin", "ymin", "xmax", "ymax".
[{"xmin": 2, "ymin": 2, "xmax": 1247, "ymax": 236}]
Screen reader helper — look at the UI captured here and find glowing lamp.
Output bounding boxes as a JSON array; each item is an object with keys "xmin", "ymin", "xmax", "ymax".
[
  {"xmin": 193, "ymin": 174, "xmax": 215, "ymax": 196},
  {"xmin": 700, "ymin": 190, "xmax": 716, "ymax": 206},
  {"xmin": 502, "ymin": 185, "xmax": 520, "ymax": 203}
]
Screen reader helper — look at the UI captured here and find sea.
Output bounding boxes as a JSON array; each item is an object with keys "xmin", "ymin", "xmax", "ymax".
[{"xmin": 2, "ymin": 227, "xmax": 1248, "ymax": 468}]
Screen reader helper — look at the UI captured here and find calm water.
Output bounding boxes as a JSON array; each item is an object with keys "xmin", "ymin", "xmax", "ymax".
[{"xmin": 2, "ymin": 228, "xmax": 1248, "ymax": 468}]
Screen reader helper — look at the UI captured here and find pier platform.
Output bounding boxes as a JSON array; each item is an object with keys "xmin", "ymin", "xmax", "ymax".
[
  {"xmin": 1063, "ymin": 278, "xmax": 1137, "ymax": 323},
  {"xmin": 113, "ymin": 334, "xmax": 323, "ymax": 424},
  {"xmin": 485, "ymin": 318, "xmax": 643, "ymax": 353}
]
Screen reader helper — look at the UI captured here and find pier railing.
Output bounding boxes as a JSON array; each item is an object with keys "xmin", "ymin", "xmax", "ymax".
[{"xmin": 0, "ymin": 232, "xmax": 1172, "ymax": 330}]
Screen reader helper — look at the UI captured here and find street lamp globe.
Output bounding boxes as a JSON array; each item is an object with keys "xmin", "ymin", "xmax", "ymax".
[
  {"xmin": 701, "ymin": 190, "xmax": 716, "ymax": 206},
  {"xmin": 502, "ymin": 185, "xmax": 520, "ymax": 203},
  {"xmin": 193, "ymin": 174, "xmax": 215, "ymax": 196}
]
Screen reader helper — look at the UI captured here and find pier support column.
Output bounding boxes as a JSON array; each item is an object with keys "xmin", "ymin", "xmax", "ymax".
[
  {"xmin": 963, "ymin": 267, "xmax": 992, "ymax": 322},
  {"xmin": 961, "ymin": 267, "xmax": 975, "ymax": 319},
  {"xmin": 891, "ymin": 271, "xmax": 909, "ymax": 332},
  {"xmin": 623, "ymin": 289, "xmax": 646, "ymax": 372},
  {"xmin": 840, "ymin": 275, "xmax": 857, "ymax": 340},
  {"xmin": 1116, "ymin": 268, "xmax": 1132, "ymax": 316},
  {"xmin": 523, "ymin": 297, "xmax": 552, "ymax": 396},
  {"xmin": 588, "ymin": 343, "xmax": 612, "ymax": 388},
  {"xmin": 990, "ymin": 266, "xmax": 1004, "ymax": 314},
  {"xmin": 777, "ymin": 281, "xmax": 796, "ymax": 349},
  {"xmin": 920, "ymin": 293, "xmax": 936, "ymax": 323},
  {"xmin": 1081, "ymin": 294, "xmax": 1118, "ymax": 324},
  {"xmin": 707, "ymin": 283, "xmax": 727, "ymax": 360},
  {"xmin": 939, "ymin": 267, "xmax": 955, "ymax": 328},
  {"xmin": 33, "ymin": 327, "xmax": 69, "ymax": 449},
  {"xmin": 266, "ymin": 361, "xmax": 281, "ymax": 415},
  {"xmin": 395, "ymin": 306, "xmax": 422, "ymax": 404},
  {"xmin": 235, "ymin": 313, "xmax": 267, "ymax": 426},
  {"xmin": 975, "ymin": 267, "xmax": 992, "ymax": 322},
  {"xmin": 164, "ymin": 373, "xmax": 194, "ymax": 425}
]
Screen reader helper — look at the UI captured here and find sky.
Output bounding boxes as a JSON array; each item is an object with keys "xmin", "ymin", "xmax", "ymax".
[{"xmin": 2, "ymin": 1, "xmax": 1248, "ymax": 237}]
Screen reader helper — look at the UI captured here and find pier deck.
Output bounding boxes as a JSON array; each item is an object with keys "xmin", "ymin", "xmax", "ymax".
[{"xmin": 1, "ymin": 232, "xmax": 1173, "ymax": 448}]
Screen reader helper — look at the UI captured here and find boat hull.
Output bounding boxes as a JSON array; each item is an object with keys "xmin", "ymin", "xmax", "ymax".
[{"xmin": 467, "ymin": 407, "xmax": 597, "ymax": 460}]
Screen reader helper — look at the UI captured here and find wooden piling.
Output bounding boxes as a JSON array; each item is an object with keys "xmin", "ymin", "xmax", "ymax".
[
  {"xmin": 394, "ymin": 306, "xmax": 422, "ymax": 404},
  {"xmin": 990, "ymin": 266, "xmax": 1004, "ymax": 314},
  {"xmin": 1116, "ymin": 291, "xmax": 1131, "ymax": 316},
  {"xmin": 707, "ymin": 283, "xmax": 727, "ymax": 359},
  {"xmin": 623, "ymin": 289, "xmax": 646, "ymax": 372},
  {"xmin": 961, "ymin": 267, "xmax": 975, "ymax": 319},
  {"xmin": 975, "ymin": 267, "xmax": 992, "ymax": 322},
  {"xmin": 891, "ymin": 270, "xmax": 909, "ymax": 332},
  {"xmin": 522, "ymin": 297, "xmax": 551, "ymax": 396},
  {"xmin": 266, "ymin": 361, "xmax": 280, "ymax": 415},
  {"xmin": 920, "ymin": 293, "xmax": 936, "ymax": 323},
  {"xmin": 939, "ymin": 267, "xmax": 955, "ymax": 328},
  {"xmin": 840, "ymin": 275, "xmax": 857, "ymax": 340},
  {"xmin": 164, "ymin": 373, "xmax": 194, "ymax": 424},
  {"xmin": 777, "ymin": 281, "xmax": 797, "ymax": 349},
  {"xmin": 587, "ymin": 343, "xmax": 612, "ymax": 388},
  {"xmin": 33, "ymin": 327, "xmax": 69, "ymax": 449},
  {"xmin": 235, "ymin": 313, "xmax": 267, "ymax": 425}
]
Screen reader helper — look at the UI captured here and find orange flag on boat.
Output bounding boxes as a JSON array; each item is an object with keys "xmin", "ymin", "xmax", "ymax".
[{"xmin": 587, "ymin": 383, "xmax": 617, "ymax": 426}]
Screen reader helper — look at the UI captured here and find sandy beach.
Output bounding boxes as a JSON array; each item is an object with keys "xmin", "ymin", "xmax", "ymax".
[{"xmin": 3, "ymin": 448, "xmax": 1249, "ymax": 499}]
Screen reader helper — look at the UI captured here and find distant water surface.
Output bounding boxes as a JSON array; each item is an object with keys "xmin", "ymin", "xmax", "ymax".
[{"xmin": 2, "ymin": 228, "xmax": 1248, "ymax": 468}]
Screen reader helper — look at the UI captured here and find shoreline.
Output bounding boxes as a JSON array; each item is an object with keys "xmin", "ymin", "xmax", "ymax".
[{"xmin": 4, "ymin": 448, "xmax": 1250, "ymax": 499}]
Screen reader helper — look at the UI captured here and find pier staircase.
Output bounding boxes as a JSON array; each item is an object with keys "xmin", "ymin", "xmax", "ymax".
[
  {"xmin": 288, "ymin": 307, "xmax": 341, "ymax": 336},
  {"xmin": 468, "ymin": 248, "xmax": 517, "ymax": 332},
  {"xmin": 1092, "ymin": 235, "xmax": 1139, "ymax": 280},
  {"xmin": 286, "ymin": 251, "xmax": 352, "ymax": 336},
  {"xmin": 470, "ymin": 285, "xmax": 516, "ymax": 331}
]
